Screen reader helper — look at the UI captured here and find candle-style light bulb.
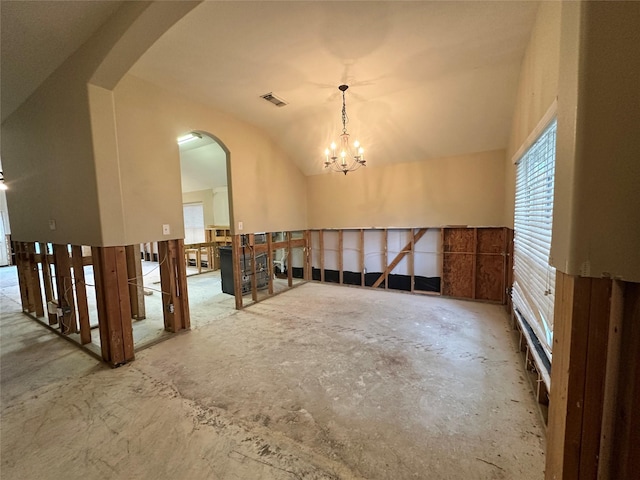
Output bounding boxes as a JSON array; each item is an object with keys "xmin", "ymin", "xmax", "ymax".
[{"xmin": 354, "ymin": 140, "xmax": 360, "ymax": 149}]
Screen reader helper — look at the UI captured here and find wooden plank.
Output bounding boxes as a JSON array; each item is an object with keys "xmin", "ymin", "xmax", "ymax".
[
  {"xmin": 471, "ymin": 228, "xmax": 478, "ymax": 299},
  {"xmin": 439, "ymin": 228, "xmax": 444, "ymax": 295},
  {"xmin": 546, "ymin": 273, "xmax": 592, "ymax": 480},
  {"xmin": 174, "ymin": 239, "xmax": 191, "ymax": 331},
  {"xmin": 359, "ymin": 229, "xmax": 365, "ymax": 287},
  {"xmin": 606, "ymin": 282, "xmax": 640, "ymax": 480},
  {"xmin": 53, "ymin": 244, "xmax": 78, "ymax": 334},
  {"xmin": 338, "ymin": 230, "xmax": 343, "ymax": 285},
  {"xmin": 267, "ymin": 232, "xmax": 274, "ymax": 295},
  {"xmin": 91, "ymin": 247, "xmax": 111, "ymax": 362},
  {"xmin": 442, "ymin": 253, "xmax": 474, "ymax": 298},
  {"xmin": 158, "ymin": 240, "xmax": 189, "ymax": 332},
  {"xmin": 597, "ymin": 280, "xmax": 625, "ymax": 480},
  {"xmin": 476, "ymin": 227, "xmax": 506, "ymax": 253},
  {"xmin": 26, "ymin": 242, "xmax": 45, "ymax": 317},
  {"xmin": 442, "ymin": 228, "xmax": 476, "ymax": 299},
  {"xmin": 443, "ymin": 227, "xmax": 475, "ymax": 253},
  {"xmin": 249, "ymin": 234, "xmax": 258, "ymax": 302},
  {"xmin": 383, "ymin": 229, "xmax": 388, "ymax": 290},
  {"xmin": 158, "ymin": 240, "xmax": 177, "ymax": 330},
  {"xmin": 319, "ymin": 230, "xmax": 325, "ymax": 283},
  {"xmin": 371, "ymin": 228, "xmax": 428, "ymax": 289},
  {"xmin": 39, "ymin": 242, "xmax": 57, "ymax": 324},
  {"xmin": 475, "ymin": 255, "xmax": 504, "ymax": 302},
  {"xmin": 287, "ymin": 231, "xmax": 293, "ymax": 288},
  {"xmin": 619, "ymin": 283, "xmax": 640, "ymax": 480},
  {"xmin": 114, "ymin": 246, "xmax": 135, "ymax": 361},
  {"xmin": 22, "ymin": 242, "xmax": 37, "ymax": 314},
  {"xmin": 14, "ymin": 242, "xmax": 30, "ymax": 312},
  {"xmin": 232, "ymin": 235, "xmax": 243, "ymax": 309},
  {"xmin": 579, "ymin": 278, "xmax": 612, "ymax": 479},
  {"xmin": 90, "ymin": 246, "xmax": 134, "ymax": 366},
  {"xmin": 71, "ymin": 245, "xmax": 91, "ymax": 345},
  {"xmin": 410, "ymin": 229, "xmax": 415, "ymax": 293},
  {"xmin": 125, "ymin": 245, "xmax": 146, "ymax": 320},
  {"xmin": 304, "ymin": 230, "xmax": 311, "ymax": 281}
]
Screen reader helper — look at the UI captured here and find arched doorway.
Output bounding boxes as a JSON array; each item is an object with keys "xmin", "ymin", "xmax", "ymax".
[{"xmin": 177, "ymin": 131, "xmax": 237, "ymax": 322}]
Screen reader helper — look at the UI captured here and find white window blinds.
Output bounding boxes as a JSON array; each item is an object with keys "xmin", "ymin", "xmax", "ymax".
[
  {"xmin": 183, "ymin": 203, "xmax": 205, "ymax": 244},
  {"xmin": 512, "ymin": 118, "xmax": 557, "ymax": 359}
]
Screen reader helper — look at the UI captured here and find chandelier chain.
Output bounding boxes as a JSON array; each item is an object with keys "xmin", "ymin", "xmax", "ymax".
[
  {"xmin": 341, "ymin": 90, "xmax": 349, "ymax": 134},
  {"xmin": 323, "ymin": 84, "xmax": 366, "ymax": 175}
]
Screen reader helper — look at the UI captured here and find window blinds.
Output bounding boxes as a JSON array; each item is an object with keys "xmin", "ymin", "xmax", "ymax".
[
  {"xmin": 512, "ymin": 118, "xmax": 557, "ymax": 359},
  {"xmin": 183, "ymin": 203, "xmax": 205, "ymax": 245}
]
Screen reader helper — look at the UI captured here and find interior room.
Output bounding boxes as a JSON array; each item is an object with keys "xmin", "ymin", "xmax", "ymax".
[{"xmin": 1, "ymin": 2, "xmax": 638, "ymax": 480}]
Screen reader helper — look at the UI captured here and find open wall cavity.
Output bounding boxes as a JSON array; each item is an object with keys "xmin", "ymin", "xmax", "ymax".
[{"xmin": 310, "ymin": 227, "xmax": 512, "ymax": 303}]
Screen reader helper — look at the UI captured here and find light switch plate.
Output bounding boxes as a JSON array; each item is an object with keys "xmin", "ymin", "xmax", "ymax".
[{"xmin": 162, "ymin": 224, "xmax": 170, "ymax": 235}]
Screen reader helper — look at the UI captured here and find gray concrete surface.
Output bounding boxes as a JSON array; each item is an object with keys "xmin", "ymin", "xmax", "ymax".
[{"xmin": 1, "ymin": 265, "xmax": 545, "ymax": 479}]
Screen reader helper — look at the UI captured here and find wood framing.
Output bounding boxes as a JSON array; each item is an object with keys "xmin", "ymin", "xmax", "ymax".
[
  {"xmin": 267, "ymin": 233, "xmax": 274, "ymax": 295},
  {"xmin": 14, "ymin": 242, "xmax": 31, "ymax": 313},
  {"xmin": 53, "ymin": 244, "xmax": 78, "ymax": 334},
  {"xmin": 125, "ymin": 245, "xmax": 146, "ymax": 320},
  {"xmin": 70, "ymin": 245, "xmax": 91, "ymax": 345},
  {"xmin": 157, "ymin": 239, "xmax": 190, "ymax": 332},
  {"xmin": 38, "ymin": 242, "xmax": 57, "ymax": 324},
  {"xmin": 249, "ymin": 234, "xmax": 258, "ymax": 302},
  {"xmin": 26, "ymin": 242, "xmax": 45, "ymax": 317},
  {"xmin": 371, "ymin": 228, "xmax": 428, "ymax": 289},
  {"xmin": 546, "ymin": 272, "xmax": 613, "ymax": 480},
  {"xmin": 232, "ymin": 236, "xmax": 243, "ymax": 310},
  {"xmin": 359, "ymin": 229, "xmax": 365, "ymax": 287},
  {"xmin": 319, "ymin": 230, "xmax": 325, "ymax": 283},
  {"xmin": 91, "ymin": 246, "xmax": 135, "ymax": 366},
  {"xmin": 287, "ymin": 232, "xmax": 293, "ymax": 288},
  {"xmin": 338, "ymin": 230, "xmax": 344, "ymax": 285}
]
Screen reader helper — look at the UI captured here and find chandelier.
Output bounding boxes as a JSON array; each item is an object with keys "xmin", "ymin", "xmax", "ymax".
[{"xmin": 324, "ymin": 85, "xmax": 366, "ymax": 175}]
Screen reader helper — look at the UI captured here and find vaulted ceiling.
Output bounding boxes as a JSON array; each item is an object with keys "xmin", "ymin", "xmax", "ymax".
[{"xmin": 1, "ymin": 1, "xmax": 539, "ymax": 176}]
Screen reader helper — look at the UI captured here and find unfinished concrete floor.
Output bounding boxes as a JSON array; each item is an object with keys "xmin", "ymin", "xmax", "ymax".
[{"xmin": 1, "ymin": 273, "xmax": 545, "ymax": 479}]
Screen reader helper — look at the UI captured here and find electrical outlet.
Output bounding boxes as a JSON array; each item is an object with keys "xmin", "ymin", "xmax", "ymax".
[
  {"xmin": 49, "ymin": 219, "xmax": 56, "ymax": 230},
  {"xmin": 238, "ymin": 221, "xmax": 243, "ymax": 231},
  {"xmin": 162, "ymin": 224, "xmax": 170, "ymax": 235}
]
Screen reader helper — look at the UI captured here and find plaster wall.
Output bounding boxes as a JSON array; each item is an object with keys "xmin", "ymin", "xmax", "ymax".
[
  {"xmin": 112, "ymin": 74, "xmax": 307, "ymax": 239},
  {"xmin": 551, "ymin": 1, "xmax": 640, "ymax": 282},
  {"xmin": 307, "ymin": 150, "xmax": 506, "ymax": 230},
  {"xmin": 505, "ymin": 1, "xmax": 561, "ymax": 227},
  {"xmin": 0, "ymin": 1, "xmax": 199, "ymax": 246}
]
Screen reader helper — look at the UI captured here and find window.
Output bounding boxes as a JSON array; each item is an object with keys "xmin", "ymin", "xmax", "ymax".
[
  {"xmin": 183, "ymin": 203, "xmax": 205, "ymax": 244},
  {"xmin": 512, "ymin": 118, "xmax": 557, "ymax": 360}
]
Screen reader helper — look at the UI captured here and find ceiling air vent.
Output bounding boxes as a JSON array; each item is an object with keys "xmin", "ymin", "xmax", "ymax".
[{"xmin": 260, "ymin": 92, "xmax": 288, "ymax": 107}]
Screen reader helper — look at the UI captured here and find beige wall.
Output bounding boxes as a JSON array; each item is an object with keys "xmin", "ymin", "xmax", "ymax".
[
  {"xmin": 212, "ymin": 186, "xmax": 230, "ymax": 226},
  {"xmin": 551, "ymin": 1, "xmax": 640, "ymax": 282},
  {"xmin": 505, "ymin": 2, "xmax": 561, "ymax": 227},
  {"xmin": 113, "ymin": 74, "xmax": 307, "ymax": 240},
  {"xmin": 307, "ymin": 150, "xmax": 506, "ymax": 229},
  {"xmin": 1, "ymin": 69, "xmax": 104, "ymax": 245},
  {"xmin": 182, "ymin": 189, "xmax": 214, "ymax": 225},
  {"xmin": 0, "ymin": 2, "xmax": 199, "ymax": 246}
]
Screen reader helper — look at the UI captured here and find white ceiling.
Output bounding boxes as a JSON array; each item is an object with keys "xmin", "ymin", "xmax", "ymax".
[
  {"xmin": 1, "ymin": 1, "xmax": 540, "ymax": 176},
  {"xmin": 179, "ymin": 134, "xmax": 228, "ymax": 192}
]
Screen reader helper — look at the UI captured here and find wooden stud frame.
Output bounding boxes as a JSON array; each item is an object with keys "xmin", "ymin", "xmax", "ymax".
[
  {"xmin": 71, "ymin": 245, "xmax": 91, "ymax": 344},
  {"xmin": 158, "ymin": 239, "xmax": 190, "ymax": 332},
  {"xmin": 91, "ymin": 246, "xmax": 135, "ymax": 366}
]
